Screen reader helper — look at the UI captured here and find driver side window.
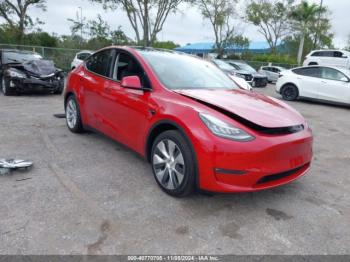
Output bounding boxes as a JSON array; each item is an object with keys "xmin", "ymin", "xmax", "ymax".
[
  {"xmin": 113, "ymin": 52, "xmax": 149, "ymax": 88},
  {"xmin": 321, "ymin": 68, "xmax": 347, "ymax": 82}
]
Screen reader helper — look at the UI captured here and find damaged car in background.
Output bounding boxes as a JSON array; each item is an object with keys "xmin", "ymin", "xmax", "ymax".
[{"xmin": 0, "ymin": 49, "xmax": 65, "ymax": 96}]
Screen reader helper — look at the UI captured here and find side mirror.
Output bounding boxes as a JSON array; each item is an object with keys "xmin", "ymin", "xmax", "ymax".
[{"xmin": 121, "ymin": 75, "xmax": 142, "ymax": 90}]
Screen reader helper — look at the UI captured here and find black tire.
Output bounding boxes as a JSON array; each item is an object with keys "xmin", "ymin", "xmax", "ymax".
[
  {"xmin": 65, "ymin": 95, "xmax": 84, "ymax": 133},
  {"xmin": 151, "ymin": 130, "xmax": 196, "ymax": 197},
  {"xmin": 54, "ymin": 85, "xmax": 64, "ymax": 95},
  {"xmin": 281, "ymin": 84, "xmax": 299, "ymax": 101},
  {"xmin": 1, "ymin": 76, "xmax": 16, "ymax": 96}
]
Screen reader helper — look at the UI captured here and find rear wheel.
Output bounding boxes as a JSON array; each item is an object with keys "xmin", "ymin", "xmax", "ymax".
[
  {"xmin": 151, "ymin": 130, "xmax": 196, "ymax": 197},
  {"xmin": 65, "ymin": 95, "xmax": 84, "ymax": 133},
  {"xmin": 281, "ymin": 84, "xmax": 299, "ymax": 101}
]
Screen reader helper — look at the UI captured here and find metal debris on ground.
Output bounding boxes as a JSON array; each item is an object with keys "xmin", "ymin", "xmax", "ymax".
[
  {"xmin": 0, "ymin": 159, "xmax": 33, "ymax": 175},
  {"xmin": 53, "ymin": 113, "xmax": 66, "ymax": 119}
]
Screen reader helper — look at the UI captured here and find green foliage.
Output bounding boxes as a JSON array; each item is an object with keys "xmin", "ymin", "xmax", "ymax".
[
  {"xmin": 152, "ymin": 41, "xmax": 180, "ymax": 49},
  {"xmin": 246, "ymin": 0, "xmax": 293, "ymax": 52},
  {"xmin": 23, "ymin": 31, "xmax": 58, "ymax": 47},
  {"xmin": 0, "ymin": 0, "xmax": 47, "ymax": 41}
]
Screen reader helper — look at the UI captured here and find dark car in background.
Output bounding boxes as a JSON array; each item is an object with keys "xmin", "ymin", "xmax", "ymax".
[
  {"xmin": 226, "ymin": 60, "xmax": 268, "ymax": 87},
  {"xmin": 0, "ymin": 49, "xmax": 65, "ymax": 96},
  {"xmin": 212, "ymin": 59, "xmax": 254, "ymax": 84}
]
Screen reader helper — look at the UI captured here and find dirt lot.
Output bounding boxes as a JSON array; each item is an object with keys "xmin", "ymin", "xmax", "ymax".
[{"xmin": 0, "ymin": 84, "xmax": 349, "ymax": 255}]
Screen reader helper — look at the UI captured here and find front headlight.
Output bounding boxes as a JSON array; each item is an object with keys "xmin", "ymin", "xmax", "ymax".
[
  {"xmin": 7, "ymin": 69, "xmax": 26, "ymax": 78},
  {"xmin": 199, "ymin": 113, "xmax": 255, "ymax": 142},
  {"xmin": 234, "ymin": 73, "xmax": 246, "ymax": 79}
]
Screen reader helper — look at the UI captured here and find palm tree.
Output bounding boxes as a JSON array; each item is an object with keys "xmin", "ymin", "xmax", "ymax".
[{"xmin": 290, "ymin": 1, "xmax": 326, "ymax": 65}]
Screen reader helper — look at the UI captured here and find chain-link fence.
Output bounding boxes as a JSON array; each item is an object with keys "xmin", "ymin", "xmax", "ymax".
[
  {"xmin": 0, "ymin": 43, "xmax": 83, "ymax": 72},
  {"xmin": 0, "ymin": 43, "xmax": 299, "ymax": 73}
]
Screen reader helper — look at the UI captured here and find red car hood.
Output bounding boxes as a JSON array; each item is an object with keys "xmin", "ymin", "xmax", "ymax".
[{"xmin": 174, "ymin": 89, "xmax": 304, "ymax": 128}]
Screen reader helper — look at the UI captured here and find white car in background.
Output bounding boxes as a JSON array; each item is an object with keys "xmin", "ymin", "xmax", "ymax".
[
  {"xmin": 303, "ymin": 50, "xmax": 350, "ymax": 69},
  {"xmin": 258, "ymin": 66, "xmax": 286, "ymax": 83},
  {"xmin": 276, "ymin": 66, "xmax": 350, "ymax": 105},
  {"xmin": 71, "ymin": 50, "xmax": 93, "ymax": 70}
]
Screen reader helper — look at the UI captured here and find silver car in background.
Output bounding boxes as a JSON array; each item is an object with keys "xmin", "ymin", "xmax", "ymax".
[{"xmin": 258, "ymin": 66, "xmax": 286, "ymax": 83}]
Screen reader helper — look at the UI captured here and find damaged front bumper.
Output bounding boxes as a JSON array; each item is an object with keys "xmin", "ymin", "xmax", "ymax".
[{"xmin": 8, "ymin": 76, "xmax": 63, "ymax": 93}]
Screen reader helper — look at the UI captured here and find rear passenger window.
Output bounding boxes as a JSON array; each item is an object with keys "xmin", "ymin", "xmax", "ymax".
[
  {"xmin": 293, "ymin": 67, "xmax": 321, "ymax": 78},
  {"xmin": 334, "ymin": 51, "xmax": 343, "ymax": 58},
  {"xmin": 86, "ymin": 49, "xmax": 115, "ymax": 77}
]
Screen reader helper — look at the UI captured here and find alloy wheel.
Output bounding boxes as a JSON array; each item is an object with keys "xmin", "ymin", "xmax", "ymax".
[
  {"xmin": 66, "ymin": 99, "xmax": 78, "ymax": 129},
  {"xmin": 283, "ymin": 85, "xmax": 298, "ymax": 100},
  {"xmin": 152, "ymin": 139, "xmax": 185, "ymax": 190}
]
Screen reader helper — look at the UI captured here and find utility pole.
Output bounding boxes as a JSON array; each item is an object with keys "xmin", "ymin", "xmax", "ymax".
[{"xmin": 313, "ymin": 0, "xmax": 324, "ymax": 49}]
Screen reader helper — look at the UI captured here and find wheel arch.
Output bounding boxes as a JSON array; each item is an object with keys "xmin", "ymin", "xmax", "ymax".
[
  {"xmin": 64, "ymin": 91, "xmax": 75, "ymax": 108},
  {"xmin": 145, "ymin": 120, "xmax": 194, "ymax": 162},
  {"xmin": 145, "ymin": 119, "xmax": 200, "ymax": 190}
]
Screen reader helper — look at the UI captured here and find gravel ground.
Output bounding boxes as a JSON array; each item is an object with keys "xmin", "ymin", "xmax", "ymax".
[{"xmin": 0, "ymin": 85, "xmax": 349, "ymax": 255}]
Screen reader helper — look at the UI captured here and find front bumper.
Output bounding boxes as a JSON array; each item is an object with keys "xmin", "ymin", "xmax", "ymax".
[
  {"xmin": 194, "ymin": 127, "xmax": 313, "ymax": 193},
  {"xmin": 9, "ymin": 77, "xmax": 62, "ymax": 92},
  {"xmin": 252, "ymin": 77, "xmax": 268, "ymax": 87}
]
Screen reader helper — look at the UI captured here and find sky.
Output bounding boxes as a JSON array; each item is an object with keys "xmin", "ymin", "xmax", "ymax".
[{"xmin": 18, "ymin": 0, "xmax": 350, "ymax": 48}]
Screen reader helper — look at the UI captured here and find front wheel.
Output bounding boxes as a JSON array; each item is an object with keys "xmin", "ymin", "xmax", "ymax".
[
  {"xmin": 151, "ymin": 130, "xmax": 196, "ymax": 197},
  {"xmin": 281, "ymin": 84, "xmax": 299, "ymax": 101},
  {"xmin": 65, "ymin": 95, "xmax": 84, "ymax": 133},
  {"xmin": 1, "ymin": 77, "xmax": 15, "ymax": 96}
]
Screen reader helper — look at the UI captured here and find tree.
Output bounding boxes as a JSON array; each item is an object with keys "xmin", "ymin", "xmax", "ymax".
[
  {"xmin": 67, "ymin": 10, "xmax": 87, "ymax": 42},
  {"xmin": 290, "ymin": 1, "xmax": 327, "ymax": 65},
  {"xmin": 90, "ymin": 0, "xmax": 183, "ymax": 47},
  {"xmin": 87, "ymin": 14, "xmax": 111, "ymax": 39},
  {"xmin": 196, "ymin": 0, "xmax": 241, "ymax": 57},
  {"xmin": 152, "ymin": 40, "xmax": 179, "ymax": 49},
  {"xmin": 0, "ymin": 0, "xmax": 46, "ymax": 42},
  {"xmin": 346, "ymin": 35, "xmax": 350, "ymax": 52},
  {"xmin": 246, "ymin": 0, "xmax": 294, "ymax": 53},
  {"xmin": 110, "ymin": 26, "xmax": 133, "ymax": 45}
]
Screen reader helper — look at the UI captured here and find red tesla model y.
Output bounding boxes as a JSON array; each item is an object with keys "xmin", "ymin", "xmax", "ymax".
[{"xmin": 64, "ymin": 46, "xmax": 313, "ymax": 197}]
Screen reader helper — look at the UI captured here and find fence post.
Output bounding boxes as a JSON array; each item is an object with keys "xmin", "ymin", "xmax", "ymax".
[{"xmin": 42, "ymin": 47, "xmax": 45, "ymax": 58}]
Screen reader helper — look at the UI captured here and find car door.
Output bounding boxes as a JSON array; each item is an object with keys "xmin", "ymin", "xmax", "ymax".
[
  {"xmin": 81, "ymin": 49, "xmax": 116, "ymax": 133},
  {"xmin": 101, "ymin": 50, "xmax": 153, "ymax": 152},
  {"xmin": 293, "ymin": 67, "xmax": 322, "ymax": 99},
  {"xmin": 318, "ymin": 67, "xmax": 350, "ymax": 104}
]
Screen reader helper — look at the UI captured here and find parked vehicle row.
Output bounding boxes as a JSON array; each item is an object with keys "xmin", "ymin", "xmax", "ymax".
[
  {"xmin": 0, "ymin": 49, "xmax": 65, "ymax": 96},
  {"xmin": 212, "ymin": 59, "xmax": 268, "ymax": 88},
  {"xmin": 64, "ymin": 46, "xmax": 313, "ymax": 197}
]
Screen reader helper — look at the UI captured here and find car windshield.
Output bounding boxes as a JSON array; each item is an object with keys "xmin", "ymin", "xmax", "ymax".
[
  {"xmin": 212, "ymin": 59, "xmax": 235, "ymax": 71},
  {"xmin": 139, "ymin": 50, "xmax": 238, "ymax": 90},
  {"xmin": 235, "ymin": 63, "xmax": 257, "ymax": 73},
  {"xmin": 2, "ymin": 51, "xmax": 43, "ymax": 64}
]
